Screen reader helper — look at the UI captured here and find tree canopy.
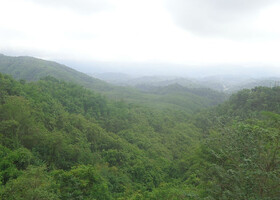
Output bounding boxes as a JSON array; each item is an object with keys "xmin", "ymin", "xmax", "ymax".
[{"xmin": 0, "ymin": 72, "xmax": 279, "ymax": 199}]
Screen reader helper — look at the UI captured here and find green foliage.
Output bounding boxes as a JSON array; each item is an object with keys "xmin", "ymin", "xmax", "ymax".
[
  {"xmin": 1, "ymin": 166, "xmax": 59, "ymax": 200},
  {"xmin": 144, "ymin": 183, "xmax": 201, "ymax": 200},
  {"xmin": 187, "ymin": 88, "xmax": 280, "ymax": 199},
  {"xmin": 224, "ymin": 86, "xmax": 280, "ymax": 119},
  {"xmin": 0, "ymin": 73, "xmax": 201, "ymax": 198},
  {"xmin": 198, "ymin": 121, "xmax": 280, "ymax": 199},
  {"xmin": 0, "ymin": 71, "xmax": 279, "ymax": 199},
  {"xmin": 53, "ymin": 165, "xmax": 111, "ymax": 200}
]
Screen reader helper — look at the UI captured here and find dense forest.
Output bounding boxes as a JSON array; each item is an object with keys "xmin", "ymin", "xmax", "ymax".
[{"xmin": 0, "ymin": 71, "xmax": 279, "ymax": 199}]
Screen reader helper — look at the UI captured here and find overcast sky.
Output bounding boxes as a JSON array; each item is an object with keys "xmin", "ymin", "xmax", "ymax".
[{"xmin": 1, "ymin": 0, "xmax": 280, "ymax": 75}]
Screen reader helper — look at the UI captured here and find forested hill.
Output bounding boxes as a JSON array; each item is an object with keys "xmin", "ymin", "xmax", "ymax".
[
  {"xmin": 0, "ymin": 54, "xmax": 226, "ymax": 112},
  {"xmin": 0, "ymin": 73, "xmax": 279, "ymax": 199},
  {"xmin": 189, "ymin": 86, "xmax": 280, "ymax": 199},
  {"xmin": 0, "ymin": 54, "xmax": 113, "ymax": 91},
  {"xmin": 0, "ymin": 73, "xmax": 202, "ymax": 199}
]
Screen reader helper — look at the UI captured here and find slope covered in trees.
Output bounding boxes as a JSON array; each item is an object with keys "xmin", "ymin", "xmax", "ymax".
[
  {"xmin": 0, "ymin": 54, "xmax": 226, "ymax": 113},
  {"xmin": 0, "ymin": 73, "xmax": 202, "ymax": 199},
  {"xmin": 0, "ymin": 72, "xmax": 279, "ymax": 199},
  {"xmin": 0, "ymin": 54, "xmax": 113, "ymax": 91},
  {"xmin": 185, "ymin": 87, "xmax": 280, "ymax": 199}
]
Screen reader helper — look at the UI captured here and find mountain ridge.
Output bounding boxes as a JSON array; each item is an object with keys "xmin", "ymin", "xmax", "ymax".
[
  {"xmin": 0, "ymin": 54, "xmax": 226, "ymax": 112},
  {"xmin": 0, "ymin": 54, "xmax": 114, "ymax": 92}
]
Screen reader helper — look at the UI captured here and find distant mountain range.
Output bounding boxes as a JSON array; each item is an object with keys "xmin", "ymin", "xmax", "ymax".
[
  {"xmin": 92, "ymin": 72, "xmax": 280, "ymax": 93},
  {"xmin": 92, "ymin": 73, "xmax": 200, "ymax": 88},
  {"xmin": 0, "ymin": 54, "xmax": 226, "ymax": 112}
]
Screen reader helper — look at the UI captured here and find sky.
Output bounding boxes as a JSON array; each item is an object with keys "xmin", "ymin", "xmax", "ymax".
[{"xmin": 1, "ymin": 0, "xmax": 280, "ymax": 76}]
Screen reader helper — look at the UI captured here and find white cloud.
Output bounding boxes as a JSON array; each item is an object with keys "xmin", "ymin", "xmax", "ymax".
[
  {"xmin": 25, "ymin": 0, "xmax": 112, "ymax": 14},
  {"xmin": 165, "ymin": 0, "xmax": 280, "ymax": 40},
  {"xmin": 0, "ymin": 0, "xmax": 280, "ymax": 69}
]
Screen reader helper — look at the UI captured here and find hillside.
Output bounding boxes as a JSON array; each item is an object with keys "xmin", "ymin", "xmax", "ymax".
[
  {"xmin": 0, "ymin": 54, "xmax": 113, "ymax": 92},
  {"xmin": 0, "ymin": 54, "xmax": 226, "ymax": 113},
  {"xmin": 0, "ymin": 73, "xmax": 202, "ymax": 199},
  {"xmin": 0, "ymin": 73, "xmax": 279, "ymax": 199},
  {"xmin": 187, "ymin": 86, "xmax": 280, "ymax": 199}
]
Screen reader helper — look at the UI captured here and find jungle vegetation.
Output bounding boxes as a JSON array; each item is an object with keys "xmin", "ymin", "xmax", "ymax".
[{"xmin": 0, "ymin": 57, "xmax": 279, "ymax": 199}]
